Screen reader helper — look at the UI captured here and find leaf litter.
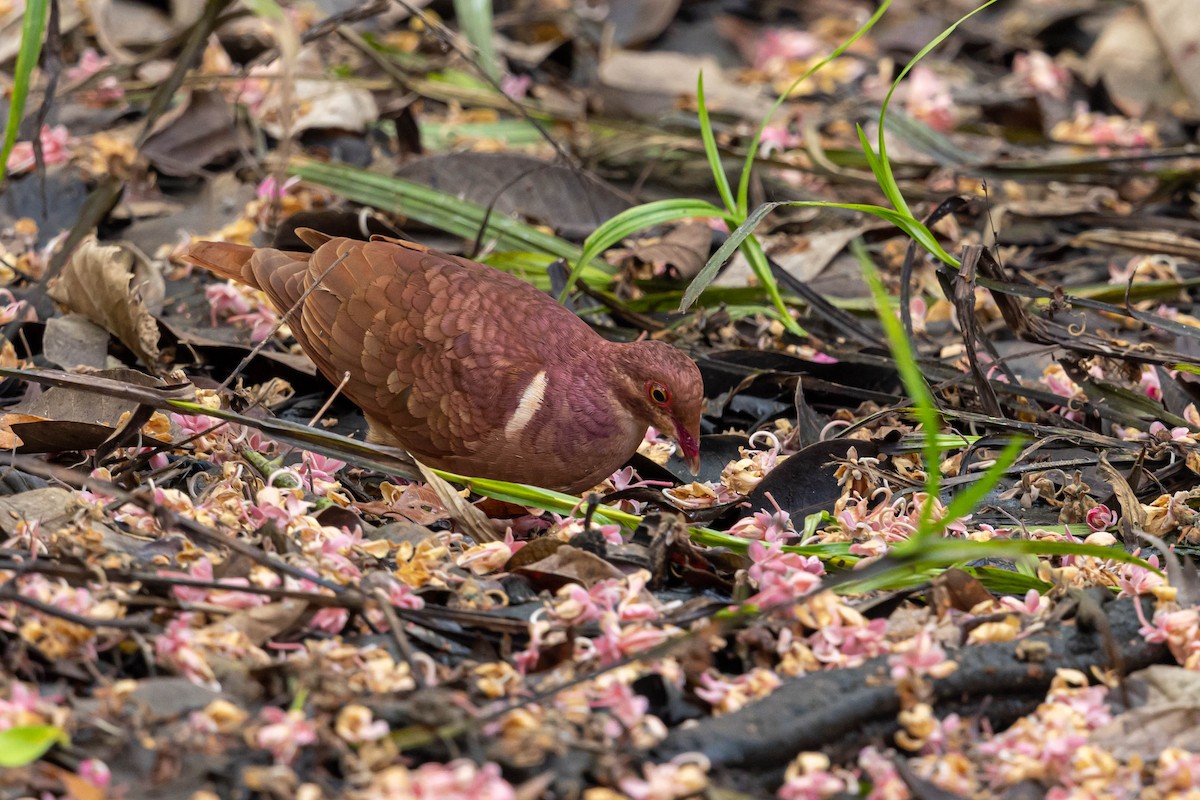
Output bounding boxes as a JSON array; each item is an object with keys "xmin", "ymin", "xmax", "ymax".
[{"xmin": 2, "ymin": 0, "xmax": 1200, "ymax": 797}]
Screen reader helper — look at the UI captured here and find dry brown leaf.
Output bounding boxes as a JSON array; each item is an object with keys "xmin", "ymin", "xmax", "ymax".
[
  {"xmin": 43, "ymin": 314, "xmax": 112, "ymax": 370},
  {"xmin": 0, "ymin": 487, "xmax": 81, "ymax": 536},
  {"xmin": 49, "ymin": 238, "xmax": 165, "ymax": 369},
  {"xmin": 37, "ymin": 763, "xmax": 107, "ymax": 800},
  {"xmin": 4, "ymin": 368, "xmax": 172, "ymax": 453},
  {"xmin": 415, "ymin": 460, "xmax": 503, "ymax": 543},
  {"xmin": 209, "ymin": 598, "xmax": 310, "ymax": 646},
  {"xmin": 1142, "ymin": 0, "xmax": 1200, "ymax": 114},
  {"xmin": 1091, "ymin": 665, "xmax": 1200, "ymax": 758},
  {"xmin": 626, "ymin": 221, "xmax": 712, "ymax": 279},
  {"xmin": 514, "ymin": 544, "xmax": 624, "ymax": 590},
  {"xmin": 1083, "ymin": 6, "xmax": 1191, "ymax": 118},
  {"xmin": 596, "ymin": 51, "xmax": 770, "ymax": 120},
  {"xmin": 0, "ymin": 415, "xmax": 26, "ymax": 448},
  {"xmin": 254, "ymin": 45, "xmax": 379, "ymax": 138}
]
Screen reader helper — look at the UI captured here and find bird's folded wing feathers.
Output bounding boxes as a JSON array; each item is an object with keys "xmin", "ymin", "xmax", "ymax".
[{"xmin": 282, "ymin": 238, "xmax": 552, "ymax": 460}]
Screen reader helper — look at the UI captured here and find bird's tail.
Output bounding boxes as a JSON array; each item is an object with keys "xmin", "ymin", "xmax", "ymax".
[{"xmin": 179, "ymin": 241, "xmax": 259, "ymax": 287}]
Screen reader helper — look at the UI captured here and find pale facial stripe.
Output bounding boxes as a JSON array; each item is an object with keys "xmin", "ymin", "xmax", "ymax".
[{"xmin": 504, "ymin": 370, "xmax": 548, "ymax": 438}]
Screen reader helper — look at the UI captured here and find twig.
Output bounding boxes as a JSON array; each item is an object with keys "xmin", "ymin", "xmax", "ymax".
[{"xmin": 371, "ymin": 587, "xmax": 428, "ymax": 691}]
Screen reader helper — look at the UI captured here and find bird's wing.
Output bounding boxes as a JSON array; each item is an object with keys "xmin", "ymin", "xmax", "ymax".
[{"xmin": 285, "ymin": 237, "xmax": 577, "ymax": 461}]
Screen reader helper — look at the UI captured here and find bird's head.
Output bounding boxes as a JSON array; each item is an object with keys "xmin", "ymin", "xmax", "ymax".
[{"xmin": 622, "ymin": 340, "xmax": 704, "ymax": 475}]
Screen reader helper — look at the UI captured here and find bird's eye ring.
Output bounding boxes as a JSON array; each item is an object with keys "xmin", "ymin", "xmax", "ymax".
[{"xmin": 646, "ymin": 381, "xmax": 671, "ymax": 405}]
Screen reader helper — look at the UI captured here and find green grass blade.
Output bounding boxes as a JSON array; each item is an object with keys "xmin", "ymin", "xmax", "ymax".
[
  {"xmin": 856, "ymin": 121, "xmax": 907, "ymax": 216},
  {"xmin": 696, "ymin": 72, "xmax": 736, "ymax": 212},
  {"xmin": 839, "ymin": 537, "xmax": 1158, "ymax": 594},
  {"xmin": 854, "ymin": 237, "xmax": 942, "ymax": 534},
  {"xmin": 681, "ymin": 202, "xmax": 777, "ymax": 311},
  {"xmin": 892, "ymin": 437, "xmax": 1025, "ymax": 552},
  {"xmin": 741, "ymin": 234, "xmax": 804, "ymax": 336},
  {"xmin": 681, "ymin": 199, "xmax": 957, "ymax": 313},
  {"xmin": 735, "ymin": 0, "xmax": 892, "ymax": 215},
  {"xmin": 558, "ymin": 198, "xmax": 732, "ymax": 303},
  {"xmin": 241, "ymin": 0, "xmax": 285, "ymax": 18},
  {"xmin": 872, "ymin": 0, "xmax": 1001, "ymax": 218},
  {"xmin": 0, "ymin": 0, "xmax": 49, "ymax": 184},
  {"xmin": 453, "ymin": 0, "xmax": 501, "ymax": 82},
  {"xmin": 289, "ymin": 158, "xmax": 611, "ymax": 282}
]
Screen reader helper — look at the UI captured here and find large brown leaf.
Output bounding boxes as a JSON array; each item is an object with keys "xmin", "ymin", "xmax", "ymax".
[{"xmin": 49, "ymin": 239, "xmax": 164, "ymax": 370}]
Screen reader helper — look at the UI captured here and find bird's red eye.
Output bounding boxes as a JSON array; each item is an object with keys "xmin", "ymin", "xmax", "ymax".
[{"xmin": 646, "ymin": 381, "xmax": 670, "ymax": 405}]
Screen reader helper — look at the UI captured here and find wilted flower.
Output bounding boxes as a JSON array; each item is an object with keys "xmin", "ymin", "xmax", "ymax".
[
  {"xmin": 754, "ymin": 29, "xmax": 822, "ymax": 70},
  {"xmin": 253, "ymin": 706, "xmax": 318, "ymax": 765},
  {"xmin": 335, "ymin": 704, "xmax": 390, "ymax": 743},
  {"xmin": 904, "ymin": 66, "xmax": 956, "ymax": 133},
  {"xmin": 729, "ymin": 493, "xmax": 797, "ymax": 542},
  {"xmin": 1138, "ymin": 603, "xmax": 1200, "ymax": 669},
  {"xmin": 500, "ymin": 74, "xmax": 531, "ymax": 100},
  {"xmin": 361, "ymin": 759, "xmax": 515, "ymax": 800},
  {"xmin": 1051, "ymin": 103, "xmax": 1159, "ymax": 148},
  {"xmin": 65, "ymin": 49, "xmax": 126, "ymax": 105},
  {"xmin": 257, "ymin": 174, "xmax": 300, "ymax": 202},
  {"xmin": 1085, "ymin": 504, "xmax": 1116, "ymax": 532},
  {"xmin": 0, "ymin": 289, "xmax": 32, "ymax": 325},
  {"xmin": 205, "ymin": 281, "xmax": 281, "ymax": 342},
  {"xmin": 618, "ymin": 753, "xmax": 710, "ymax": 800},
  {"xmin": 1012, "ymin": 51, "xmax": 1070, "ymax": 100},
  {"xmin": 888, "ymin": 625, "xmax": 956, "ymax": 680},
  {"xmin": 779, "ymin": 752, "xmax": 858, "ymax": 800},
  {"xmin": 999, "ymin": 589, "xmax": 1050, "ymax": 616},
  {"xmin": 1116, "ymin": 554, "xmax": 1165, "ymax": 598},
  {"xmin": 6, "ymin": 125, "xmax": 72, "ymax": 175},
  {"xmin": 745, "ymin": 539, "xmax": 823, "ymax": 608},
  {"xmin": 77, "ymin": 758, "xmax": 112, "ymax": 788},
  {"xmin": 300, "ymin": 452, "xmax": 346, "ymax": 496},
  {"xmin": 160, "ymin": 556, "xmax": 265, "ymax": 609},
  {"xmin": 857, "ymin": 747, "xmax": 906, "ymax": 799},
  {"xmin": 722, "ymin": 431, "xmax": 785, "ymax": 496},
  {"xmin": 0, "ymin": 681, "xmax": 56, "ymax": 730},
  {"xmin": 694, "ymin": 668, "xmax": 781, "ymax": 714}
]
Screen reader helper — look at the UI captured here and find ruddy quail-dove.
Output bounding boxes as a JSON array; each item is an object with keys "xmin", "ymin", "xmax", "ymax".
[{"xmin": 181, "ymin": 230, "xmax": 703, "ymax": 492}]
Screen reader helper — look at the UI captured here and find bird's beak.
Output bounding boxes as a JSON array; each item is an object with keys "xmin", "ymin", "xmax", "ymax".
[{"xmin": 673, "ymin": 420, "xmax": 701, "ymax": 477}]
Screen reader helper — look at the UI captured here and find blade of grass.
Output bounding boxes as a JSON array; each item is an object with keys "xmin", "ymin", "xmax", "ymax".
[
  {"xmin": 696, "ymin": 72, "xmax": 736, "ymax": 212},
  {"xmin": 741, "ymin": 234, "xmax": 805, "ymax": 335},
  {"xmin": 735, "ymin": 0, "xmax": 893, "ymax": 215},
  {"xmin": 288, "ymin": 158, "xmax": 600, "ymax": 271},
  {"xmin": 868, "ymin": 0, "xmax": 1001, "ymax": 219},
  {"xmin": 838, "ymin": 536, "xmax": 1158, "ymax": 594},
  {"xmin": 681, "ymin": 199, "xmax": 955, "ymax": 312},
  {"xmin": 558, "ymin": 199, "xmax": 734, "ymax": 303},
  {"xmin": 0, "ymin": 0, "xmax": 49, "ymax": 183},
  {"xmin": 452, "ymin": 0, "xmax": 501, "ymax": 83},
  {"xmin": 855, "ymin": 237, "xmax": 944, "ymax": 536}
]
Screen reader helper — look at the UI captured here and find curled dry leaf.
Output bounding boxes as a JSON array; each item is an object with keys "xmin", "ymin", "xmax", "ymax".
[
  {"xmin": 1083, "ymin": 5, "xmax": 1195, "ymax": 120},
  {"xmin": 415, "ymin": 460, "xmax": 504, "ymax": 543},
  {"xmin": 596, "ymin": 51, "xmax": 770, "ymax": 120},
  {"xmin": 140, "ymin": 89, "xmax": 252, "ymax": 177},
  {"xmin": 49, "ymin": 239, "xmax": 165, "ymax": 370},
  {"xmin": 211, "ymin": 598, "xmax": 310, "ymax": 646},
  {"xmin": 623, "ymin": 221, "xmax": 713, "ymax": 280},
  {"xmin": 254, "ymin": 46, "xmax": 379, "ymax": 138},
  {"xmin": 513, "ymin": 544, "xmax": 625, "ymax": 590}
]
